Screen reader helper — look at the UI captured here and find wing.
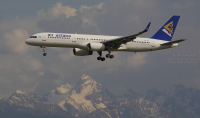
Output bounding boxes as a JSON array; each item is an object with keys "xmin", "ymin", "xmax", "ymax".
[
  {"xmin": 102, "ymin": 22, "xmax": 151, "ymax": 49},
  {"xmin": 161, "ymin": 39, "xmax": 187, "ymax": 46}
]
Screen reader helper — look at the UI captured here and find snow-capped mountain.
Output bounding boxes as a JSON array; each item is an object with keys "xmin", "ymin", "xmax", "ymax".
[
  {"xmin": 51, "ymin": 74, "xmax": 171, "ymax": 118},
  {"xmin": 32, "ymin": 82, "xmax": 72, "ymax": 103},
  {"xmin": 1, "ymin": 75, "xmax": 200, "ymax": 118},
  {"xmin": 51, "ymin": 83, "xmax": 72, "ymax": 95},
  {"xmin": 0, "ymin": 90, "xmax": 73, "ymax": 118},
  {"xmin": 145, "ymin": 85, "xmax": 200, "ymax": 118},
  {"xmin": 59, "ymin": 74, "xmax": 117, "ymax": 116},
  {"xmin": 32, "ymin": 74, "xmax": 117, "ymax": 117},
  {"xmin": 119, "ymin": 96, "xmax": 170, "ymax": 118},
  {"xmin": 7, "ymin": 90, "xmax": 39, "ymax": 108}
]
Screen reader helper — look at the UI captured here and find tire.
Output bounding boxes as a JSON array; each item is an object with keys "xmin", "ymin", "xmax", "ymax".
[
  {"xmin": 97, "ymin": 57, "xmax": 101, "ymax": 60},
  {"xmin": 43, "ymin": 53, "xmax": 47, "ymax": 56},
  {"xmin": 106, "ymin": 54, "xmax": 110, "ymax": 58},
  {"xmin": 101, "ymin": 57, "xmax": 105, "ymax": 61},
  {"xmin": 110, "ymin": 55, "xmax": 114, "ymax": 59}
]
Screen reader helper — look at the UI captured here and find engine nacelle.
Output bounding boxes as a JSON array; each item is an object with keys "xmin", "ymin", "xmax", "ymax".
[
  {"xmin": 73, "ymin": 48, "xmax": 93, "ymax": 56},
  {"xmin": 87, "ymin": 43, "xmax": 106, "ymax": 51}
]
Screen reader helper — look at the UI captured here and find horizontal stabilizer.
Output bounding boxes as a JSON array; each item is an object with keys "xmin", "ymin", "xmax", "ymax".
[{"xmin": 161, "ymin": 39, "xmax": 187, "ymax": 46}]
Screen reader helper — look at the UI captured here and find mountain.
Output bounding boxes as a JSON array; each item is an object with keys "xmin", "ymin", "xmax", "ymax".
[
  {"xmin": 118, "ymin": 94, "xmax": 171, "ymax": 118},
  {"xmin": 146, "ymin": 85, "xmax": 200, "ymax": 118},
  {"xmin": 45, "ymin": 74, "xmax": 171, "ymax": 118},
  {"xmin": 0, "ymin": 90, "xmax": 74, "ymax": 118},
  {"xmin": 31, "ymin": 74, "xmax": 117, "ymax": 117},
  {"xmin": 57, "ymin": 74, "xmax": 117, "ymax": 117},
  {"xmin": 1, "ymin": 75, "xmax": 200, "ymax": 118},
  {"xmin": 41, "ymin": 83, "xmax": 72, "ymax": 104}
]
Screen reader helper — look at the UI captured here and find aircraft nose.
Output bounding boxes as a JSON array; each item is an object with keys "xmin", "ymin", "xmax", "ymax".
[{"xmin": 25, "ymin": 38, "xmax": 30, "ymax": 44}]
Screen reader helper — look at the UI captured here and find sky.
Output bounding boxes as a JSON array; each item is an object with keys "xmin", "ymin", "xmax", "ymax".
[{"xmin": 0, "ymin": 0, "xmax": 199, "ymax": 97}]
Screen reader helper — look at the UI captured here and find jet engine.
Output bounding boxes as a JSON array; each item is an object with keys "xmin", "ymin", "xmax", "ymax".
[
  {"xmin": 73, "ymin": 48, "xmax": 93, "ymax": 56},
  {"xmin": 87, "ymin": 43, "xmax": 106, "ymax": 51}
]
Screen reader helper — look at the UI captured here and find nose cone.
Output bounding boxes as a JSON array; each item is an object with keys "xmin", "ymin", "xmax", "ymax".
[{"xmin": 25, "ymin": 39, "xmax": 30, "ymax": 44}]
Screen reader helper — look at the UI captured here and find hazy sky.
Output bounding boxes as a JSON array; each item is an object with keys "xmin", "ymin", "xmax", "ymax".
[{"xmin": 0, "ymin": 0, "xmax": 199, "ymax": 97}]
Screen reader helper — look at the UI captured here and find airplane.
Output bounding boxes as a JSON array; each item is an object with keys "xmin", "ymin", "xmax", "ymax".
[{"xmin": 25, "ymin": 15, "xmax": 186, "ymax": 61}]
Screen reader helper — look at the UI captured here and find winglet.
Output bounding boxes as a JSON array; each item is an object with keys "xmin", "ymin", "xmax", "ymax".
[{"xmin": 144, "ymin": 22, "xmax": 151, "ymax": 32}]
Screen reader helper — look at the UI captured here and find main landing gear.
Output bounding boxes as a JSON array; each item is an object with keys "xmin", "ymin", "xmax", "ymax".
[
  {"xmin": 97, "ymin": 51, "xmax": 114, "ymax": 61},
  {"xmin": 106, "ymin": 54, "xmax": 114, "ymax": 59},
  {"xmin": 41, "ymin": 46, "xmax": 47, "ymax": 56},
  {"xmin": 97, "ymin": 51, "xmax": 105, "ymax": 61},
  {"xmin": 97, "ymin": 56, "xmax": 105, "ymax": 61},
  {"xmin": 106, "ymin": 50, "xmax": 114, "ymax": 59}
]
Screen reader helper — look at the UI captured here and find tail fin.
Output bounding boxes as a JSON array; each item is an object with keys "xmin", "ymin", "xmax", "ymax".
[{"xmin": 151, "ymin": 15, "xmax": 180, "ymax": 41}]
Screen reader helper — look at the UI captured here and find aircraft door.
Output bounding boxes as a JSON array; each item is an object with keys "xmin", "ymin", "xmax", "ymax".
[
  {"xmin": 151, "ymin": 41, "xmax": 155, "ymax": 47},
  {"xmin": 72, "ymin": 34, "xmax": 76, "ymax": 43},
  {"xmin": 42, "ymin": 35, "xmax": 46, "ymax": 41}
]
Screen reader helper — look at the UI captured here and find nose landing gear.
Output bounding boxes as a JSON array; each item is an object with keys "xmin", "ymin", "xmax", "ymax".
[
  {"xmin": 43, "ymin": 53, "xmax": 47, "ymax": 56},
  {"xmin": 41, "ymin": 46, "xmax": 47, "ymax": 56}
]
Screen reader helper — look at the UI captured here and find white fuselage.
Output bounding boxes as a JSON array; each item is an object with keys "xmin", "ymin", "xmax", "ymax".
[{"xmin": 25, "ymin": 32, "xmax": 178, "ymax": 52}]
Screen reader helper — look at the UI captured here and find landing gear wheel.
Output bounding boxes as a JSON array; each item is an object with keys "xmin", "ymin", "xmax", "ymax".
[
  {"xmin": 41, "ymin": 46, "xmax": 47, "ymax": 56},
  {"xmin": 43, "ymin": 53, "xmax": 47, "ymax": 56},
  {"xmin": 110, "ymin": 55, "xmax": 114, "ymax": 59},
  {"xmin": 101, "ymin": 57, "xmax": 105, "ymax": 61},
  {"xmin": 97, "ymin": 57, "xmax": 101, "ymax": 61},
  {"xmin": 106, "ymin": 54, "xmax": 110, "ymax": 58}
]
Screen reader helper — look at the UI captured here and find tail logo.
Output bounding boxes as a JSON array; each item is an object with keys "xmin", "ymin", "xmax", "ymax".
[{"xmin": 162, "ymin": 21, "xmax": 174, "ymax": 37}]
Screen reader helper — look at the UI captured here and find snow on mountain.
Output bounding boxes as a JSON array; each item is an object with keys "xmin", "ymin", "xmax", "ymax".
[
  {"xmin": 118, "ymin": 92, "xmax": 171, "ymax": 118},
  {"xmin": 30, "ymin": 74, "xmax": 117, "ymax": 117},
  {"xmin": 15, "ymin": 90, "xmax": 26, "ymax": 94},
  {"xmin": 3, "ymin": 75, "xmax": 200, "ymax": 118},
  {"xmin": 51, "ymin": 83, "xmax": 72, "ymax": 95},
  {"xmin": 7, "ymin": 90, "xmax": 38, "ymax": 108},
  {"xmin": 0, "ymin": 90, "xmax": 74, "ymax": 118},
  {"xmin": 146, "ymin": 85, "xmax": 200, "ymax": 118},
  {"xmin": 48, "ymin": 83, "xmax": 72, "ymax": 104},
  {"xmin": 33, "ymin": 83, "xmax": 73, "ymax": 104},
  {"xmin": 58, "ymin": 74, "xmax": 117, "ymax": 116},
  {"xmin": 60, "ymin": 74, "xmax": 106, "ymax": 113},
  {"xmin": 33, "ymin": 74, "xmax": 173, "ymax": 117}
]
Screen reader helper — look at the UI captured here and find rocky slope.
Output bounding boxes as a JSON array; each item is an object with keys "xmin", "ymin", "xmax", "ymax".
[
  {"xmin": 0, "ymin": 90, "xmax": 73, "ymax": 118},
  {"xmin": 145, "ymin": 85, "xmax": 200, "ymax": 118}
]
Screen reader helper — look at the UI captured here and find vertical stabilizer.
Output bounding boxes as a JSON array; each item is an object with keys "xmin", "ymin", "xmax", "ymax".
[{"xmin": 151, "ymin": 16, "xmax": 180, "ymax": 41}]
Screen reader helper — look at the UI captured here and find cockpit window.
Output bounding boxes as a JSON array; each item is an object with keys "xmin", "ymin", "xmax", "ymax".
[{"xmin": 30, "ymin": 36, "xmax": 37, "ymax": 38}]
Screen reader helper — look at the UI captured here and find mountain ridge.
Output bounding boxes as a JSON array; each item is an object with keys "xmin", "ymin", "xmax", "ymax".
[{"xmin": 0, "ymin": 74, "xmax": 200, "ymax": 118}]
